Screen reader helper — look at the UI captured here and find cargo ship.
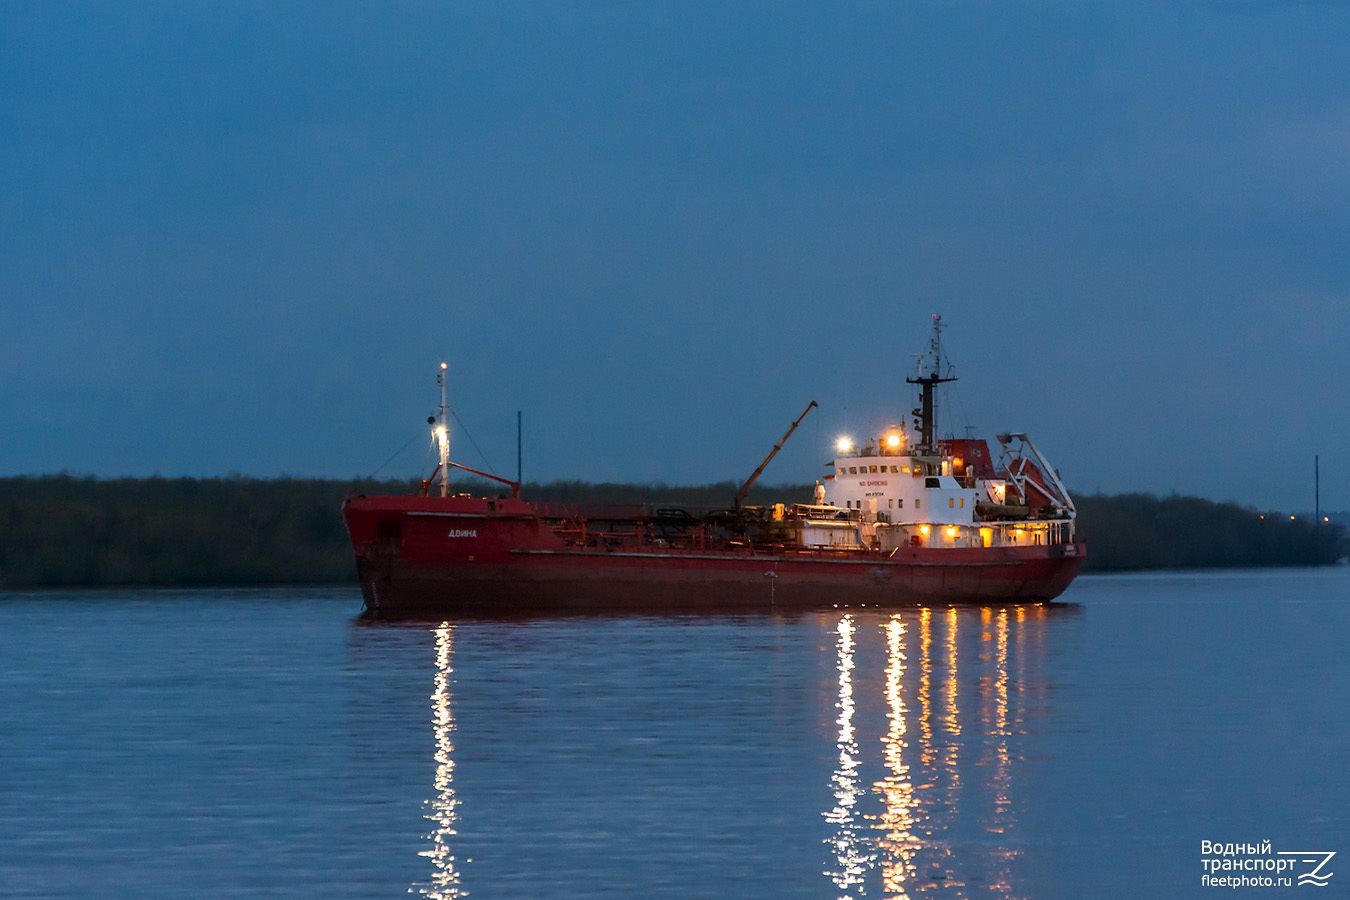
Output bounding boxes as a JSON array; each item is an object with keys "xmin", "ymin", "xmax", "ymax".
[{"xmin": 343, "ymin": 317, "xmax": 1085, "ymax": 616}]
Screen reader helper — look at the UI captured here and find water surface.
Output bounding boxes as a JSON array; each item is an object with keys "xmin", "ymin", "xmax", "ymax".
[{"xmin": 1, "ymin": 568, "xmax": 1346, "ymax": 899}]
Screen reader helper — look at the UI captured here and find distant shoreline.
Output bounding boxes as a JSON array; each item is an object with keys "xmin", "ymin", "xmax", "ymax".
[{"xmin": 0, "ymin": 475, "xmax": 1343, "ymax": 589}]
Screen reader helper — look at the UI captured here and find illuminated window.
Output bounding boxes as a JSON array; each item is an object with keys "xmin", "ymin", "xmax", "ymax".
[
  {"xmin": 915, "ymin": 499, "xmax": 921, "ymax": 509},
  {"xmin": 948, "ymin": 498, "xmax": 954, "ymax": 509},
  {"xmin": 959, "ymin": 498, "xmax": 965, "ymax": 508},
  {"xmin": 902, "ymin": 466, "xmax": 910, "ymax": 474},
  {"xmin": 870, "ymin": 466, "xmax": 878, "ymax": 473}
]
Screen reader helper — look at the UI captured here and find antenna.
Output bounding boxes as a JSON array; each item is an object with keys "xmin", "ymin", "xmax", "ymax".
[{"xmin": 928, "ymin": 313, "xmax": 945, "ymax": 378}]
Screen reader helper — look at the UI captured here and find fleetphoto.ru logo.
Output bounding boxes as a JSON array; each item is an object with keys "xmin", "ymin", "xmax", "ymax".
[{"xmin": 1201, "ymin": 840, "xmax": 1335, "ymax": 888}]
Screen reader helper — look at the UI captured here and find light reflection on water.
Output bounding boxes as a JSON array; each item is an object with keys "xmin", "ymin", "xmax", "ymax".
[
  {"xmin": 824, "ymin": 615, "xmax": 874, "ymax": 894},
  {"xmin": 414, "ymin": 604, "xmax": 1065, "ymax": 899},
  {"xmin": 821, "ymin": 606, "xmax": 1044, "ymax": 898},
  {"xmin": 874, "ymin": 615, "xmax": 918, "ymax": 896},
  {"xmin": 416, "ymin": 623, "xmax": 463, "ymax": 899}
]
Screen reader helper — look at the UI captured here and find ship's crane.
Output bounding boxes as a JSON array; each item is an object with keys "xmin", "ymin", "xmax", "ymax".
[{"xmin": 734, "ymin": 400, "xmax": 818, "ymax": 510}]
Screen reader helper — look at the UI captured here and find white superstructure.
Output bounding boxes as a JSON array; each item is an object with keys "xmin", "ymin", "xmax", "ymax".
[{"xmin": 774, "ymin": 316, "xmax": 1078, "ymax": 554}]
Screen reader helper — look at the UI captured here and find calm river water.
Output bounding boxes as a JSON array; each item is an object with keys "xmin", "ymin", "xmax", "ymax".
[{"xmin": 1, "ymin": 568, "xmax": 1347, "ymax": 899}]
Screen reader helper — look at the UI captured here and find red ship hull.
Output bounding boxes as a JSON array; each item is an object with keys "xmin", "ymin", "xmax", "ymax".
[{"xmin": 344, "ymin": 494, "xmax": 1086, "ymax": 617}]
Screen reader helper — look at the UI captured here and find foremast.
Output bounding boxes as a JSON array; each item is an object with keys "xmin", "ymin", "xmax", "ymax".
[
  {"xmin": 434, "ymin": 362, "xmax": 451, "ymax": 497},
  {"xmin": 423, "ymin": 361, "xmax": 523, "ymax": 500}
]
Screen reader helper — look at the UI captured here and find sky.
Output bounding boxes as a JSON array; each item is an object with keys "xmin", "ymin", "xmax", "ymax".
[{"xmin": 3, "ymin": 1, "xmax": 1348, "ymax": 512}]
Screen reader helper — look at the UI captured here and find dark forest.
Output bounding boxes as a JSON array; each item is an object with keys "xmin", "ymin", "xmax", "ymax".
[{"xmin": 0, "ymin": 476, "xmax": 1342, "ymax": 588}]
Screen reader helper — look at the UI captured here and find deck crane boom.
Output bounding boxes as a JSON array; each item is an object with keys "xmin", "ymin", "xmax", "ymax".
[{"xmin": 734, "ymin": 400, "xmax": 818, "ymax": 510}]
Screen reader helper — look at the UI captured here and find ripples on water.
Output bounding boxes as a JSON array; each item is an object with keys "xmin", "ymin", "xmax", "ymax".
[{"xmin": 2, "ymin": 569, "xmax": 1348, "ymax": 899}]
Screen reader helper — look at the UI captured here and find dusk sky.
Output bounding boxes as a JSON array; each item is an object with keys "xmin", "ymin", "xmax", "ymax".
[{"xmin": 4, "ymin": 2, "xmax": 1348, "ymax": 512}]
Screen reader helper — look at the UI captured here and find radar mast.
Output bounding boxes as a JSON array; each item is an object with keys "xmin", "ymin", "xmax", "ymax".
[{"xmin": 906, "ymin": 314, "xmax": 957, "ymax": 455}]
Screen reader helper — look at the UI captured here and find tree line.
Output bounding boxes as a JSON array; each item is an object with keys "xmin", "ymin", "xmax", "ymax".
[
  {"xmin": 0, "ymin": 475, "xmax": 1342, "ymax": 588},
  {"xmin": 1072, "ymin": 492, "xmax": 1344, "ymax": 571}
]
